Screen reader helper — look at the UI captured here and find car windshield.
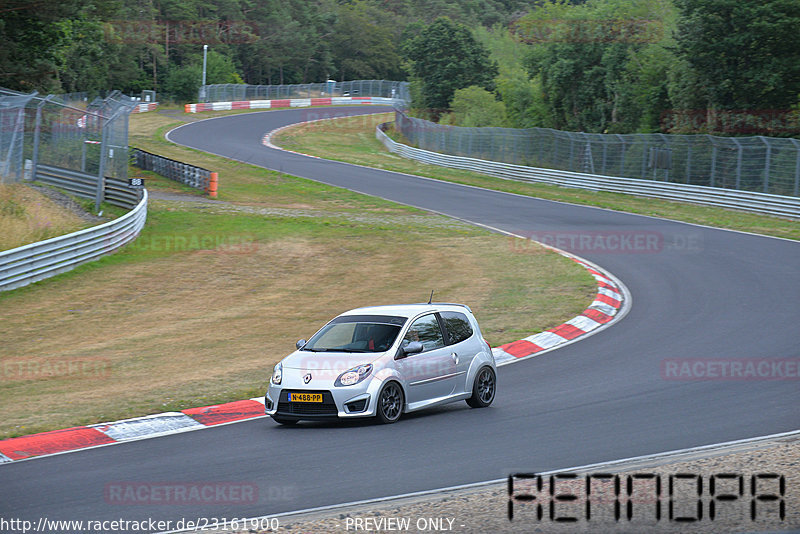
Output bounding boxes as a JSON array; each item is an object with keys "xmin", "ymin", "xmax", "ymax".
[{"xmin": 303, "ymin": 315, "xmax": 406, "ymax": 353}]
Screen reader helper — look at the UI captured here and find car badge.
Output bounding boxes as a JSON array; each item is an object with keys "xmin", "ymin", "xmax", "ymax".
[{"xmin": 303, "ymin": 373, "xmax": 312, "ymax": 384}]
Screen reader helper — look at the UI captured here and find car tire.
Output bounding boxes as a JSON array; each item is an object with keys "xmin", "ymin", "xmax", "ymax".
[
  {"xmin": 271, "ymin": 415, "xmax": 298, "ymax": 426},
  {"xmin": 466, "ymin": 367, "xmax": 496, "ymax": 408},
  {"xmin": 376, "ymin": 381, "xmax": 404, "ymax": 424}
]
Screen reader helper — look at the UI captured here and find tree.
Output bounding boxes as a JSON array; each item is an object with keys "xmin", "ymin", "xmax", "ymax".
[
  {"xmin": 402, "ymin": 17, "xmax": 498, "ymax": 111},
  {"xmin": 328, "ymin": 2, "xmax": 404, "ymax": 81},
  {"xmin": 674, "ymin": 0, "xmax": 800, "ymax": 112},
  {"xmin": 442, "ymin": 85, "xmax": 508, "ymax": 127},
  {"xmin": 162, "ymin": 50, "xmax": 241, "ymax": 102}
]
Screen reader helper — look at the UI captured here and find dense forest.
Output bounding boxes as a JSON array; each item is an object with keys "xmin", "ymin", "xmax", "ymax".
[{"xmin": 2, "ymin": 0, "xmax": 799, "ymax": 135}]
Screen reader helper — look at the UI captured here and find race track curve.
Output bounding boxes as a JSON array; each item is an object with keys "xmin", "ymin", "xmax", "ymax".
[{"xmin": 2, "ymin": 107, "xmax": 798, "ymax": 531}]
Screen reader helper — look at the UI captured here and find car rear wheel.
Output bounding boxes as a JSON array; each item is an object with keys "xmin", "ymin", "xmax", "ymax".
[
  {"xmin": 466, "ymin": 367, "xmax": 496, "ymax": 408},
  {"xmin": 376, "ymin": 382, "xmax": 404, "ymax": 424},
  {"xmin": 271, "ymin": 415, "xmax": 298, "ymax": 426}
]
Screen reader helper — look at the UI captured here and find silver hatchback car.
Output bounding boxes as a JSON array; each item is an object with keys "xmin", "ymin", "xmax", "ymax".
[{"xmin": 265, "ymin": 303, "xmax": 496, "ymax": 424}]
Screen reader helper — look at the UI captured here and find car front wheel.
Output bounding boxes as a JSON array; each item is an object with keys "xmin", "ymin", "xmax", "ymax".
[
  {"xmin": 376, "ymin": 381, "xmax": 404, "ymax": 424},
  {"xmin": 466, "ymin": 367, "xmax": 496, "ymax": 408}
]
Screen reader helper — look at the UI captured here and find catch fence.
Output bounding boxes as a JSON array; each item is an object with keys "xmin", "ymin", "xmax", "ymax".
[
  {"xmin": 395, "ymin": 111, "xmax": 800, "ymax": 198},
  {"xmin": 0, "ymin": 88, "xmax": 140, "ymax": 208}
]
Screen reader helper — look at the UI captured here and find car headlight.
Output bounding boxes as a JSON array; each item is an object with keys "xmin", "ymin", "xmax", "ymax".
[
  {"xmin": 271, "ymin": 362, "xmax": 283, "ymax": 385},
  {"xmin": 335, "ymin": 364, "xmax": 373, "ymax": 387}
]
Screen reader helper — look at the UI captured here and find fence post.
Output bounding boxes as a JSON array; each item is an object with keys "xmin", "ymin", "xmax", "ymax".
[
  {"xmin": 685, "ymin": 138, "xmax": 692, "ymax": 183},
  {"xmin": 3, "ymin": 99, "xmax": 31, "ymax": 182},
  {"xmin": 759, "ymin": 136, "xmax": 771, "ymax": 193},
  {"xmin": 640, "ymin": 138, "xmax": 648, "ymax": 179},
  {"xmin": 732, "ymin": 138, "xmax": 743, "ymax": 189},
  {"xmin": 601, "ymin": 136, "xmax": 608, "ymax": 174},
  {"xmin": 30, "ymin": 95, "xmax": 52, "ymax": 181},
  {"xmin": 95, "ymin": 118, "xmax": 110, "ymax": 211},
  {"xmin": 709, "ymin": 137, "xmax": 717, "ymax": 188},
  {"xmin": 790, "ymin": 138, "xmax": 800, "ymax": 196}
]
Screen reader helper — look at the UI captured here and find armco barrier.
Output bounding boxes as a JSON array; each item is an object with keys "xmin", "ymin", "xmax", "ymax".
[
  {"xmin": 0, "ymin": 190, "xmax": 148, "ymax": 291},
  {"xmin": 184, "ymin": 96, "xmax": 400, "ymax": 113},
  {"xmin": 376, "ymin": 124, "xmax": 800, "ymax": 219},
  {"xmin": 131, "ymin": 102, "xmax": 158, "ymax": 113},
  {"xmin": 131, "ymin": 148, "xmax": 216, "ymax": 196},
  {"xmin": 35, "ymin": 164, "xmax": 142, "ymax": 209}
]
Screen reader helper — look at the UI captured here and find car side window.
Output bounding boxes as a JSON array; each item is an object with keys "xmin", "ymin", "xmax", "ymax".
[
  {"xmin": 440, "ymin": 311, "xmax": 473, "ymax": 345},
  {"xmin": 403, "ymin": 314, "xmax": 445, "ymax": 352}
]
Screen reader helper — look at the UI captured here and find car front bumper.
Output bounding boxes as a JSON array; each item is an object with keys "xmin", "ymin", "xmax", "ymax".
[{"xmin": 265, "ymin": 369, "xmax": 383, "ymax": 420}]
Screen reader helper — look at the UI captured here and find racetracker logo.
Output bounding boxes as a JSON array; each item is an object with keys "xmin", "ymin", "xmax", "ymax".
[
  {"xmin": 121, "ymin": 234, "xmax": 257, "ymax": 255},
  {"xmin": 104, "ymin": 482, "xmax": 258, "ymax": 505},
  {"xmin": 661, "ymin": 359, "xmax": 800, "ymax": 381},
  {"xmin": 0, "ymin": 358, "xmax": 111, "ymax": 381},
  {"xmin": 104, "ymin": 20, "xmax": 259, "ymax": 44},
  {"xmin": 510, "ymin": 230, "xmax": 703, "ymax": 255}
]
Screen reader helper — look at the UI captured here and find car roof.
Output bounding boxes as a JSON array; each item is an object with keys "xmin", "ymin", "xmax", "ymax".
[{"xmin": 340, "ymin": 303, "xmax": 472, "ymax": 319}]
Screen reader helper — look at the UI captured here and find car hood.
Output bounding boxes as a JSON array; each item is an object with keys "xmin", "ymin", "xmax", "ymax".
[{"xmin": 281, "ymin": 350, "xmax": 385, "ymax": 372}]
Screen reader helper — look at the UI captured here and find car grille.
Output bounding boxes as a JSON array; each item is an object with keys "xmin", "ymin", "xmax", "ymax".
[{"xmin": 277, "ymin": 390, "xmax": 338, "ymax": 416}]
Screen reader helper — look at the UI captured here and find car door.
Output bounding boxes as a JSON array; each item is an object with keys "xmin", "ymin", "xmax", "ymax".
[
  {"xmin": 396, "ymin": 313, "xmax": 457, "ymax": 405},
  {"xmin": 439, "ymin": 311, "xmax": 478, "ymax": 394}
]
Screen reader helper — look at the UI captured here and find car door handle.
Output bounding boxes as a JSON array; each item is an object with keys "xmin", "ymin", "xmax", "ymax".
[{"xmin": 451, "ymin": 352, "xmax": 459, "ymax": 364}]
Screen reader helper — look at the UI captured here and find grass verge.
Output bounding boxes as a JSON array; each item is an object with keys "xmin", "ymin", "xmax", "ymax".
[{"xmin": 0, "ymin": 185, "xmax": 91, "ymax": 251}]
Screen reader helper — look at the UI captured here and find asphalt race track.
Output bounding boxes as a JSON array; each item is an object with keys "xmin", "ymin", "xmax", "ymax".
[{"xmin": 2, "ymin": 107, "xmax": 798, "ymax": 530}]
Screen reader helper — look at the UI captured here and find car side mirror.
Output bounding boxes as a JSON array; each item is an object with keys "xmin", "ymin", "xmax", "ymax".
[
  {"xmin": 296, "ymin": 339, "xmax": 307, "ymax": 350},
  {"xmin": 396, "ymin": 341, "xmax": 423, "ymax": 359}
]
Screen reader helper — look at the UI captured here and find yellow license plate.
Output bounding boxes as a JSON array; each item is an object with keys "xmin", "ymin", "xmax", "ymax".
[{"xmin": 289, "ymin": 393, "xmax": 322, "ymax": 403}]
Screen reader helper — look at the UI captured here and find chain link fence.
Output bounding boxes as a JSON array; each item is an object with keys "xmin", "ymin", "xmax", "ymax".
[
  {"xmin": 395, "ymin": 111, "xmax": 800, "ymax": 197},
  {"xmin": 0, "ymin": 88, "xmax": 137, "ymax": 207},
  {"xmin": 200, "ymin": 80, "xmax": 410, "ymax": 104}
]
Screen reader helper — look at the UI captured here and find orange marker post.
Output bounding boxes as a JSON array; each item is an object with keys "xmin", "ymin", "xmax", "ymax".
[{"xmin": 208, "ymin": 172, "xmax": 218, "ymax": 198}]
